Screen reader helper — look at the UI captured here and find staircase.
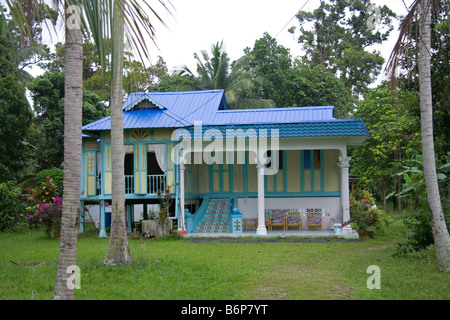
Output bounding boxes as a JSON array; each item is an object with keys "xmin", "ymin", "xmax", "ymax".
[{"xmin": 194, "ymin": 198, "xmax": 231, "ymax": 233}]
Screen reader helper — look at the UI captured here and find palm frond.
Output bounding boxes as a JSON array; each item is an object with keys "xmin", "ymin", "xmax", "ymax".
[
  {"xmin": 227, "ymin": 98, "xmax": 276, "ymax": 109},
  {"xmin": 4, "ymin": 0, "xmax": 61, "ymax": 50},
  {"xmin": 385, "ymin": 0, "xmax": 420, "ymax": 82},
  {"xmin": 385, "ymin": 0, "xmax": 442, "ymax": 84},
  {"xmin": 78, "ymin": 0, "xmax": 172, "ymax": 86}
]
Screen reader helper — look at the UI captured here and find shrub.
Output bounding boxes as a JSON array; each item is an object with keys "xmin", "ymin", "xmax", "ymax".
[
  {"xmin": 33, "ymin": 169, "xmax": 63, "ymax": 196},
  {"xmin": 0, "ymin": 182, "xmax": 27, "ymax": 231},
  {"xmin": 366, "ymin": 207, "xmax": 388, "ymax": 230},
  {"xmin": 349, "ymin": 189, "xmax": 387, "ymax": 230},
  {"xmin": 29, "ymin": 197, "xmax": 62, "ymax": 238},
  {"xmin": 25, "ymin": 176, "xmax": 62, "ymax": 238},
  {"xmin": 394, "ymin": 202, "xmax": 450, "ymax": 256}
]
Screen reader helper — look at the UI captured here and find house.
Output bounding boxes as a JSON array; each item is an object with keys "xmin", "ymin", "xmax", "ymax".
[{"xmin": 80, "ymin": 89, "xmax": 369, "ymax": 236}]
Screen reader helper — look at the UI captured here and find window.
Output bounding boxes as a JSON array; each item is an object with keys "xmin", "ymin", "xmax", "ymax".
[
  {"xmin": 313, "ymin": 150, "xmax": 321, "ymax": 169},
  {"xmin": 303, "ymin": 150, "xmax": 321, "ymax": 169},
  {"xmin": 304, "ymin": 150, "xmax": 311, "ymax": 169},
  {"xmin": 301, "ymin": 150, "xmax": 324, "ymax": 193},
  {"xmin": 266, "ymin": 150, "xmax": 283, "ymax": 170},
  {"xmin": 124, "ymin": 153, "xmax": 134, "ymax": 175}
]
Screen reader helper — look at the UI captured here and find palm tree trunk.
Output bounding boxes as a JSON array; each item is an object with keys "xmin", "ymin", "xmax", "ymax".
[
  {"xmin": 53, "ymin": 2, "xmax": 83, "ymax": 299},
  {"xmin": 103, "ymin": 2, "xmax": 133, "ymax": 265},
  {"xmin": 419, "ymin": 0, "xmax": 450, "ymax": 272}
]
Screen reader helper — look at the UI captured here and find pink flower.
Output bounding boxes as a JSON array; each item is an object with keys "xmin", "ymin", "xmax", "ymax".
[
  {"xmin": 54, "ymin": 197, "xmax": 62, "ymax": 205},
  {"xmin": 30, "ymin": 215, "xmax": 34, "ymax": 220}
]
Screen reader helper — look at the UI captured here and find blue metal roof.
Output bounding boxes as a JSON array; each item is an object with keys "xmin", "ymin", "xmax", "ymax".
[
  {"xmin": 82, "ymin": 90, "xmax": 369, "ymax": 139},
  {"xmin": 83, "ymin": 89, "xmax": 227, "ymax": 130},
  {"xmin": 185, "ymin": 119, "xmax": 369, "ymax": 139},
  {"xmin": 206, "ymin": 106, "xmax": 335, "ymax": 125}
]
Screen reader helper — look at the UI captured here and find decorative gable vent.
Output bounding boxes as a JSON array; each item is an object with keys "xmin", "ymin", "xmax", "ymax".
[
  {"xmin": 124, "ymin": 93, "xmax": 165, "ymax": 111},
  {"xmin": 135, "ymin": 100, "xmax": 162, "ymax": 110}
]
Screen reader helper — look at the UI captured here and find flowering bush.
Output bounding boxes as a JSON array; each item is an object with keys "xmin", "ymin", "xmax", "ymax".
[
  {"xmin": 349, "ymin": 197, "xmax": 371, "ymax": 229},
  {"xmin": 26, "ymin": 176, "xmax": 62, "ymax": 238},
  {"xmin": 349, "ymin": 190, "xmax": 386, "ymax": 230},
  {"xmin": 29, "ymin": 197, "xmax": 62, "ymax": 238}
]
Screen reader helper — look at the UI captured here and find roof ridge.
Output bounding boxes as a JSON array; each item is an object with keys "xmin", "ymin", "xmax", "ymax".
[
  {"xmin": 217, "ymin": 106, "xmax": 334, "ymax": 113},
  {"xmin": 129, "ymin": 89, "xmax": 224, "ymax": 96}
]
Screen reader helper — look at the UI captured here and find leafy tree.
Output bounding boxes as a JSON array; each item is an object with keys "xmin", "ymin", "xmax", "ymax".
[
  {"xmin": 386, "ymin": 1, "xmax": 449, "ymax": 160},
  {"xmin": 0, "ymin": 35, "xmax": 33, "ymax": 182},
  {"xmin": 289, "ymin": 0, "xmax": 396, "ymax": 99},
  {"xmin": 0, "ymin": 3, "xmax": 55, "ymax": 87},
  {"xmin": 0, "ymin": 181, "xmax": 27, "ymax": 231},
  {"xmin": 182, "ymin": 41, "xmax": 275, "ymax": 108},
  {"xmin": 28, "ymin": 70, "xmax": 107, "ymax": 169},
  {"xmin": 290, "ymin": 62, "xmax": 352, "ymax": 117},
  {"xmin": 386, "ymin": 0, "xmax": 450, "ymax": 271},
  {"xmin": 350, "ymin": 83, "xmax": 421, "ymax": 209},
  {"xmin": 40, "ymin": 39, "xmax": 111, "ymax": 101},
  {"xmin": 154, "ymin": 72, "xmax": 194, "ymax": 92},
  {"xmin": 245, "ymin": 33, "xmax": 293, "ymax": 108},
  {"xmin": 246, "ymin": 32, "xmax": 352, "ymax": 115},
  {"xmin": 28, "ymin": 70, "xmax": 65, "ymax": 169},
  {"xmin": 123, "ymin": 55, "xmax": 171, "ymax": 93}
]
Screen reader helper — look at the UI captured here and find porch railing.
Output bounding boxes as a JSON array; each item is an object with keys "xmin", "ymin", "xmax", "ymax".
[
  {"xmin": 148, "ymin": 174, "xmax": 166, "ymax": 194},
  {"xmin": 125, "ymin": 175, "xmax": 134, "ymax": 194},
  {"xmin": 124, "ymin": 174, "xmax": 166, "ymax": 195}
]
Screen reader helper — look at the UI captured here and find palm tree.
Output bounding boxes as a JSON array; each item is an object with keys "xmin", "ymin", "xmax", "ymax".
[
  {"xmin": 7, "ymin": 0, "xmax": 86, "ymax": 300},
  {"xmin": 7, "ymin": 0, "xmax": 171, "ymax": 298},
  {"xmin": 85, "ymin": 1, "xmax": 169, "ymax": 266},
  {"xmin": 182, "ymin": 41, "xmax": 275, "ymax": 109},
  {"xmin": 387, "ymin": 0, "xmax": 450, "ymax": 272},
  {"xmin": 6, "ymin": 0, "xmax": 85, "ymax": 299},
  {"xmin": 52, "ymin": 1, "xmax": 84, "ymax": 299},
  {"xmin": 102, "ymin": 1, "xmax": 131, "ymax": 265}
]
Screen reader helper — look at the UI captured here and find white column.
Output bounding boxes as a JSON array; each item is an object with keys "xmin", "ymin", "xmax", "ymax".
[
  {"xmin": 338, "ymin": 156, "xmax": 351, "ymax": 223},
  {"xmin": 179, "ymin": 161, "xmax": 186, "ymax": 233},
  {"xmin": 256, "ymin": 161, "xmax": 267, "ymax": 235},
  {"xmin": 99, "ymin": 200, "xmax": 107, "ymax": 238}
]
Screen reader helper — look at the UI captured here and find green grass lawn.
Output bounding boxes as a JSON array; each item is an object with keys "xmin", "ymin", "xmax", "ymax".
[{"xmin": 0, "ymin": 216, "xmax": 449, "ymax": 300}]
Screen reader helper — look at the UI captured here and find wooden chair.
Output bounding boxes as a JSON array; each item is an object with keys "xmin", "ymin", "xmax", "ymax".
[
  {"xmin": 264, "ymin": 211, "xmax": 270, "ymax": 229},
  {"xmin": 269, "ymin": 209, "xmax": 286, "ymax": 230},
  {"xmin": 242, "ymin": 218, "xmax": 257, "ymax": 230},
  {"xmin": 307, "ymin": 208, "xmax": 322, "ymax": 230},
  {"xmin": 286, "ymin": 211, "xmax": 302, "ymax": 230}
]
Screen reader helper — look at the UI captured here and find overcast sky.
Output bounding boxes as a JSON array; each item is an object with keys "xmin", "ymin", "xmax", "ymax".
[
  {"xmin": 19, "ymin": 0, "xmax": 414, "ymax": 84},
  {"xmin": 145, "ymin": 0, "xmax": 413, "ymax": 80}
]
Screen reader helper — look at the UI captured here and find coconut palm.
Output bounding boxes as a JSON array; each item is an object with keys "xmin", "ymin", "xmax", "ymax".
[
  {"xmin": 77, "ymin": 0, "xmax": 171, "ymax": 266},
  {"xmin": 103, "ymin": 1, "xmax": 131, "ymax": 266},
  {"xmin": 83, "ymin": 1, "xmax": 170, "ymax": 266},
  {"xmin": 182, "ymin": 41, "xmax": 275, "ymax": 109},
  {"xmin": 7, "ymin": 0, "xmax": 86, "ymax": 299},
  {"xmin": 386, "ymin": 0, "xmax": 450, "ymax": 272},
  {"xmin": 54, "ymin": 1, "xmax": 83, "ymax": 299},
  {"xmin": 6, "ymin": 0, "xmax": 171, "ymax": 299},
  {"xmin": 6, "ymin": 0, "xmax": 85, "ymax": 299}
]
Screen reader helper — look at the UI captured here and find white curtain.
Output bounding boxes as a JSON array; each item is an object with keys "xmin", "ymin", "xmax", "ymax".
[
  {"xmin": 96, "ymin": 151, "xmax": 101, "ymax": 177},
  {"xmin": 148, "ymin": 144, "xmax": 166, "ymax": 173},
  {"xmin": 124, "ymin": 145, "xmax": 134, "ymax": 153}
]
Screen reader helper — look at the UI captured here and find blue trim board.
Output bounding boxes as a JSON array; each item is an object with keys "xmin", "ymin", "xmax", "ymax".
[{"xmin": 85, "ymin": 147, "xmax": 334, "ymax": 199}]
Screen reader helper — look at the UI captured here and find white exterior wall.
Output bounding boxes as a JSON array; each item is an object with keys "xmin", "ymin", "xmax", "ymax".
[{"xmin": 237, "ymin": 197, "xmax": 341, "ymax": 230}]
